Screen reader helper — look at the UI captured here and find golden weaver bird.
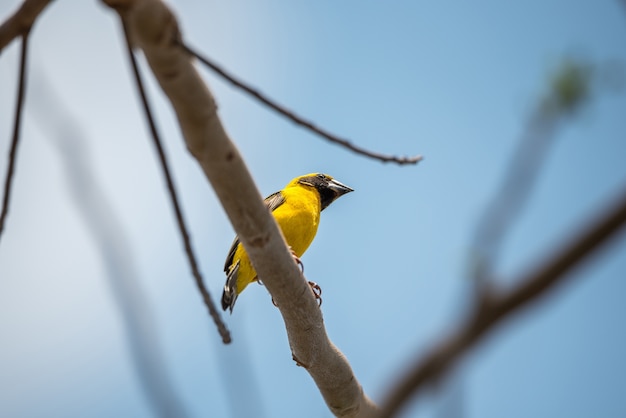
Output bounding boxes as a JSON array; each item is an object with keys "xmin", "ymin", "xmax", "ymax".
[{"xmin": 221, "ymin": 173, "xmax": 353, "ymax": 313}]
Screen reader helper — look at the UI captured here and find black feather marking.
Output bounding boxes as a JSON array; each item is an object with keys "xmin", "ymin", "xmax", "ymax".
[
  {"xmin": 223, "ymin": 236, "xmax": 240, "ymax": 272},
  {"xmin": 297, "ymin": 174, "xmax": 341, "ymax": 210},
  {"xmin": 221, "ymin": 260, "xmax": 240, "ymax": 312},
  {"xmin": 264, "ymin": 190, "xmax": 286, "ymax": 212}
]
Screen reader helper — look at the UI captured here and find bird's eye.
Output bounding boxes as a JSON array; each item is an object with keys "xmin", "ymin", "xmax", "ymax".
[{"xmin": 316, "ymin": 174, "xmax": 325, "ymax": 179}]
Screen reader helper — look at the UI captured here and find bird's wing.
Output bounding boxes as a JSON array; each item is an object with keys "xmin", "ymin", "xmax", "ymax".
[
  {"xmin": 223, "ymin": 236, "xmax": 241, "ymax": 272},
  {"xmin": 264, "ymin": 190, "xmax": 286, "ymax": 212},
  {"xmin": 223, "ymin": 190, "xmax": 286, "ymax": 272}
]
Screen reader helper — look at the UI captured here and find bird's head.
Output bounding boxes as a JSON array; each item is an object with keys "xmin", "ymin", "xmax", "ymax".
[{"xmin": 295, "ymin": 173, "xmax": 354, "ymax": 210}]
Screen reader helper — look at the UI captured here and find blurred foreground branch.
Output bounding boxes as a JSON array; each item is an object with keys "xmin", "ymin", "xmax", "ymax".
[
  {"xmin": 102, "ymin": 0, "xmax": 376, "ymax": 416},
  {"xmin": 376, "ymin": 60, "xmax": 620, "ymax": 418},
  {"xmin": 0, "ymin": 0, "xmax": 50, "ymax": 52},
  {"xmin": 472, "ymin": 59, "xmax": 593, "ymax": 285},
  {"xmin": 377, "ymin": 185, "xmax": 626, "ymax": 417},
  {"xmin": 31, "ymin": 76, "xmax": 189, "ymax": 418}
]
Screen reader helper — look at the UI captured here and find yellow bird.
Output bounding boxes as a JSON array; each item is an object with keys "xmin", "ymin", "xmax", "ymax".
[{"xmin": 221, "ymin": 173, "xmax": 353, "ymax": 312}]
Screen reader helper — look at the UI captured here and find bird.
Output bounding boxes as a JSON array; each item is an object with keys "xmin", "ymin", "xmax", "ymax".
[{"xmin": 221, "ymin": 173, "xmax": 353, "ymax": 313}]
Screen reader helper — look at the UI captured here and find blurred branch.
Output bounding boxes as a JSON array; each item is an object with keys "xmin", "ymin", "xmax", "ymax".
[
  {"xmin": 30, "ymin": 75, "xmax": 189, "ymax": 418},
  {"xmin": 471, "ymin": 103, "xmax": 557, "ymax": 285},
  {"xmin": 179, "ymin": 42, "xmax": 423, "ymax": 165},
  {"xmin": 102, "ymin": 0, "xmax": 377, "ymax": 415},
  {"xmin": 120, "ymin": 16, "xmax": 231, "ymax": 345},
  {"xmin": 471, "ymin": 59, "xmax": 593, "ymax": 285},
  {"xmin": 378, "ymin": 59, "xmax": 605, "ymax": 418},
  {"xmin": 435, "ymin": 59, "xmax": 592, "ymax": 418},
  {"xmin": 215, "ymin": 330, "xmax": 269, "ymax": 418},
  {"xmin": 0, "ymin": 0, "xmax": 50, "ymax": 52},
  {"xmin": 0, "ymin": 32, "xmax": 28, "ymax": 245},
  {"xmin": 377, "ymin": 185, "xmax": 626, "ymax": 418}
]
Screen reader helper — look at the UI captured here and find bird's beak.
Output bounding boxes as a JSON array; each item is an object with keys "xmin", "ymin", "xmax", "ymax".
[{"xmin": 328, "ymin": 178, "xmax": 354, "ymax": 197}]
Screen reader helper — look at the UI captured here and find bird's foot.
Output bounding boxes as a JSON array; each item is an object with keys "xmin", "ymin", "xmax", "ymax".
[
  {"xmin": 270, "ymin": 281, "xmax": 323, "ymax": 308},
  {"xmin": 289, "ymin": 247, "xmax": 304, "ymax": 273},
  {"xmin": 308, "ymin": 281, "xmax": 322, "ymax": 307}
]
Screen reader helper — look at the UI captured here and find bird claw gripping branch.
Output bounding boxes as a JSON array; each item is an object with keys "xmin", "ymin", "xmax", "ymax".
[
  {"xmin": 290, "ymin": 246, "xmax": 304, "ymax": 273},
  {"xmin": 271, "ymin": 280, "xmax": 322, "ymax": 308},
  {"xmin": 308, "ymin": 281, "xmax": 323, "ymax": 306}
]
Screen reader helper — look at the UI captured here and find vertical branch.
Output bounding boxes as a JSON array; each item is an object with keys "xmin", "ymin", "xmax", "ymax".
[
  {"xmin": 471, "ymin": 110, "xmax": 558, "ymax": 283},
  {"xmin": 29, "ymin": 75, "xmax": 190, "ymax": 418},
  {"xmin": 120, "ymin": 17, "xmax": 231, "ymax": 344},
  {"xmin": 471, "ymin": 59, "xmax": 593, "ymax": 287},
  {"xmin": 0, "ymin": 32, "xmax": 29, "ymax": 245}
]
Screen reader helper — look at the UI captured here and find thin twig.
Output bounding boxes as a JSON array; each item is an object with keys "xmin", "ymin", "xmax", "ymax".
[
  {"xmin": 0, "ymin": 32, "xmax": 29, "ymax": 245},
  {"xmin": 377, "ymin": 186, "xmax": 626, "ymax": 418},
  {"xmin": 179, "ymin": 41, "xmax": 423, "ymax": 166},
  {"xmin": 120, "ymin": 18, "xmax": 231, "ymax": 344}
]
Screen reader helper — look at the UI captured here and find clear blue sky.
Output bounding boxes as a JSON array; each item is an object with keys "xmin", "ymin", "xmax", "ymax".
[{"xmin": 1, "ymin": 1, "xmax": 625, "ymax": 417}]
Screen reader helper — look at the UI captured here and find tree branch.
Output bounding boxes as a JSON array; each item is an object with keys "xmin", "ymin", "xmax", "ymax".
[
  {"xmin": 180, "ymin": 42, "xmax": 423, "ymax": 165},
  {"xmin": 471, "ymin": 58, "xmax": 592, "ymax": 288},
  {"xmin": 119, "ymin": 16, "xmax": 230, "ymax": 344},
  {"xmin": 101, "ymin": 0, "xmax": 377, "ymax": 416},
  {"xmin": 29, "ymin": 75, "xmax": 190, "ymax": 418},
  {"xmin": 0, "ymin": 0, "xmax": 50, "ymax": 52},
  {"xmin": 0, "ymin": 32, "xmax": 29, "ymax": 245},
  {"xmin": 376, "ymin": 186, "xmax": 626, "ymax": 418}
]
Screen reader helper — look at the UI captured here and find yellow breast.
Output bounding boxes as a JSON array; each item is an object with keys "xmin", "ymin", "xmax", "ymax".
[
  {"xmin": 232, "ymin": 183, "xmax": 321, "ymax": 294},
  {"xmin": 273, "ymin": 184, "xmax": 321, "ymax": 257}
]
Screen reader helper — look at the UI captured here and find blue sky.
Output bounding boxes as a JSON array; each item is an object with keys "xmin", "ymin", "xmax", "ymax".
[{"xmin": 1, "ymin": 1, "xmax": 625, "ymax": 417}]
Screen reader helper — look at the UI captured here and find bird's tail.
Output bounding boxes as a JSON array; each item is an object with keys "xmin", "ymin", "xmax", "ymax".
[{"xmin": 221, "ymin": 261, "xmax": 240, "ymax": 313}]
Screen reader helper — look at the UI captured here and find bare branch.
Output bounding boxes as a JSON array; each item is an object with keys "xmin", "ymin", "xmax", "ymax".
[
  {"xmin": 119, "ymin": 16, "xmax": 231, "ymax": 345},
  {"xmin": 441, "ymin": 57, "xmax": 594, "ymax": 418},
  {"xmin": 0, "ymin": 33, "xmax": 28, "ymax": 245},
  {"xmin": 30, "ymin": 75, "xmax": 189, "ymax": 418},
  {"xmin": 471, "ymin": 59, "xmax": 593, "ymax": 286},
  {"xmin": 471, "ymin": 110, "xmax": 557, "ymax": 284},
  {"xmin": 0, "ymin": 0, "xmax": 51, "ymax": 52},
  {"xmin": 101, "ymin": 0, "xmax": 377, "ymax": 415},
  {"xmin": 376, "ymin": 186, "xmax": 626, "ymax": 418},
  {"xmin": 180, "ymin": 42, "xmax": 423, "ymax": 166}
]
